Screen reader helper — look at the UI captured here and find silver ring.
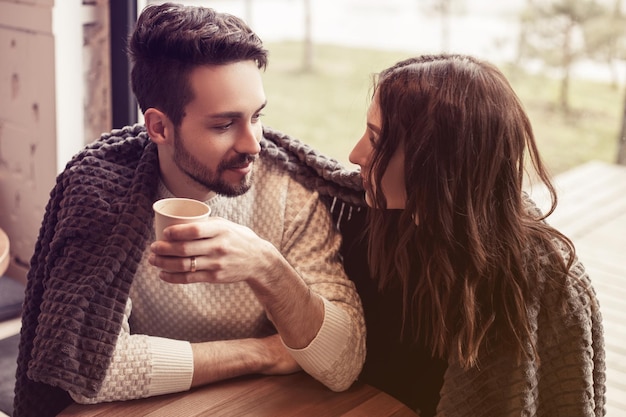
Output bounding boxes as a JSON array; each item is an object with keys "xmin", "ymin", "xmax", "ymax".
[{"xmin": 190, "ymin": 256, "xmax": 197, "ymax": 273}]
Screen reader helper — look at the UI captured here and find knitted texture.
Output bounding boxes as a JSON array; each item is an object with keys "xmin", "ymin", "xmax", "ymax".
[
  {"xmin": 435, "ymin": 195, "xmax": 605, "ymax": 416},
  {"xmin": 337, "ymin": 192, "xmax": 606, "ymax": 416},
  {"xmin": 70, "ymin": 157, "xmax": 365, "ymax": 402},
  {"xmin": 261, "ymin": 126, "xmax": 364, "ymax": 206},
  {"xmin": 436, "ymin": 248, "xmax": 605, "ymax": 416},
  {"xmin": 14, "ymin": 125, "xmax": 158, "ymax": 417},
  {"xmin": 13, "ymin": 125, "xmax": 365, "ymax": 417}
]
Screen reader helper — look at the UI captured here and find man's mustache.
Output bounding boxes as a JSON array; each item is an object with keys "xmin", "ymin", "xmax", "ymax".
[{"xmin": 220, "ymin": 154, "xmax": 258, "ymax": 170}]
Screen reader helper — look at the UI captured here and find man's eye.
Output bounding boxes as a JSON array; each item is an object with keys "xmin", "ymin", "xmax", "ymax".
[{"xmin": 214, "ymin": 122, "xmax": 233, "ymax": 131}]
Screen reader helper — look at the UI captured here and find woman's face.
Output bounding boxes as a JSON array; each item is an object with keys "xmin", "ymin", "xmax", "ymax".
[{"xmin": 349, "ymin": 95, "xmax": 407, "ymax": 209}]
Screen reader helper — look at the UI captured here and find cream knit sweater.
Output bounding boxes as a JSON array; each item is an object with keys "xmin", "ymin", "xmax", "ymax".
[{"xmin": 69, "ymin": 154, "xmax": 366, "ymax": 403}]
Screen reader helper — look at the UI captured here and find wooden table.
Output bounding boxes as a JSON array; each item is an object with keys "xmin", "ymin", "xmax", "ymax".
[{"xmin": 59, "ymin": 372, "xmax": 418, "ymax": 416}]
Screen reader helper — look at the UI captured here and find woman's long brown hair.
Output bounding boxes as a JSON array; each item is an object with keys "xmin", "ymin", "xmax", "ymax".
[{"xmin": 366, "ymin": 54, "xmax": 575, "ymax": 368}]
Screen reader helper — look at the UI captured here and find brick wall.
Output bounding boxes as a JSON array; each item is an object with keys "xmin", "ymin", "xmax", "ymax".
[{"xmin": 0, "ymin": 0, "xmax": 111, "ymax": 282}]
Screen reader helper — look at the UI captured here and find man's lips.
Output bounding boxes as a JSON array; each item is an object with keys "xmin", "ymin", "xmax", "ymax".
[
  {"xmin": 228, "ymin": 162, "xmax": 252, "ymax": 170},
  {"xmin": 223, "ymin": 156, "xmax": 257, "ymax": 171},
  {"xmin": 224, "ymin": 160, "xmax": 255, "ymax": 175}
]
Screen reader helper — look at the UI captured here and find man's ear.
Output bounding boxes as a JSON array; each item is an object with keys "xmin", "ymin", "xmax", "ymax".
[{"xmin": 144, "ymin": 108, "xmax": 171, "ymax": 145}]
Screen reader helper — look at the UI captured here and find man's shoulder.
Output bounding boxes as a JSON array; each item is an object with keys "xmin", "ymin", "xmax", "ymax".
[
  {"xmin": 259, "ymin": 128, "xmax": 365, "ymax": 208},
  {"xmin": 66, "ymin": 125, "xmax": 154, "ymax": 170},
  {"xmin": 257, "ymin": 152, "xmax": 296, "ymax": 176},
  {"xmin": 255, "ymin": 155, "xmax": 311, "ymax": 195},
  {"xmin": 86, "ymin": 124, "xmax": 150, "ymax": 156},
  {"xmin": 56, "ymin": 125, "xmax": 158, "ymax": 195}
]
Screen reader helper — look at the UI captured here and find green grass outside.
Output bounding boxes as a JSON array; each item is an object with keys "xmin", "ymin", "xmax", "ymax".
[{"xmin": 261, "ymin": 41, "xmax": 624, "ymax": 175}]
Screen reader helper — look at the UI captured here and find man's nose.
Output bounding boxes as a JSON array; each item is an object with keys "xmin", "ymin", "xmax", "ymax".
[{"xmin": 236, "ymin": 123, "xmax": 262, "ymax": 155}]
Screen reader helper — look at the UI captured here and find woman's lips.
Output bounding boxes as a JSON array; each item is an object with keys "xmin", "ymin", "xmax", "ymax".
[{"xmin": 360, "ymin": 174, "xmax": 370, "ymax": 190}]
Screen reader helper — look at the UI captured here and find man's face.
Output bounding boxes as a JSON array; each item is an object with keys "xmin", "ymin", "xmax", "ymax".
[{"xmin": 169, "ymin": 61, "xmax": 267, "ymax": 197}]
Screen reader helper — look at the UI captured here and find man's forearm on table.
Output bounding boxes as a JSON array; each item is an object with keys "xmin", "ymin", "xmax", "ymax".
[{"xmin": 191, "ymin": 336, "xmax": 296, "ymax": 387}]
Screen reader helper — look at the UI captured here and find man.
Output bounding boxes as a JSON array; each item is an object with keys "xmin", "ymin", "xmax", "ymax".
[{"xmin": 13, "ymin": 4, "xmax": 365, "ymax": 416}]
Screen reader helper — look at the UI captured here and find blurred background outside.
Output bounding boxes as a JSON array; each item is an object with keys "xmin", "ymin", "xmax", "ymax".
[
  {"xmin": 1, "ymin": 0, "xmax": 625, "ymax": 279},
  {"xmin": 1, "ymin": 3, "xmax": 624, "ymax": 417},
  {"xmin": 144, "ymin": 0, "xmax": 626, "ymax": 174}
]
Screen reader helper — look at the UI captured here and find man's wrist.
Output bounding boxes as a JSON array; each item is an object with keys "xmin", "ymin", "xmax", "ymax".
[{"xmin": 190, "ymin": 338, "xmax": 269, "ymax": 386}]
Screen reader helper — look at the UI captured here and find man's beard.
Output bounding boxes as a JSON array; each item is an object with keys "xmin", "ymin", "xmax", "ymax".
[{"xmin": 173, "ymin": 131, "xmax": 257, "ymax": 197}]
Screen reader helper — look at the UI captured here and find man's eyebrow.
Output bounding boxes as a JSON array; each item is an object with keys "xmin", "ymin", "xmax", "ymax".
[{"xmin": 205, "ymin": 101, "xmax": 268, "ymax": 119}]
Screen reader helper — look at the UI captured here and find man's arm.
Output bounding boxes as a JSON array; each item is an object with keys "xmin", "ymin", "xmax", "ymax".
[
  {"xmin": 241, "ymin": 240, "xmax": 326, "ymax": 349},
  {"xmin": 274, "ymin": 180, "xmax": 367, "ymax": 392},
  {"xmin": 70, "ymin": 301, "xmax": 300, "ymax": 404},
  {"xmin": 150, "ymin": 179, "xmax": 366, "ymax": 392},
  {"xmin": 191, "ymin": 334, "xmax": 300, "ymax": 387},
  {"xmin": 151, "ymin": 218, "xmax": 326, "ymax": 350}
]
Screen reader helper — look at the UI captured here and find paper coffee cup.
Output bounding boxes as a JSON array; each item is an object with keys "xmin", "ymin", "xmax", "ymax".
[{"xmin": 153, "ymin": 198, "xmax": 211, "ymax": 240}]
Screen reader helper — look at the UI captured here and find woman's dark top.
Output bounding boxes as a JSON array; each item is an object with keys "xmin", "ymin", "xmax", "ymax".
[{"xmin": 337, "ymin": 207, "xmax": 447, "ymax": 417}]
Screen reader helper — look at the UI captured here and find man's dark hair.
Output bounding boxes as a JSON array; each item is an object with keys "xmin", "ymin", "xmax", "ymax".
[{"xmin": 128, "ymin": 2, "xmax": 268, "ymax": 126}]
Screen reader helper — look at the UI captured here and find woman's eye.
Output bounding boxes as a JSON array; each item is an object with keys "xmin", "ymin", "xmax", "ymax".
[
  {"xmin": 252, "ymin": 112, "xmax": 264, "ymax": 122},
  {"xmin": 369, "ymin": 134, "xmax": 379, "ymax": 148}
]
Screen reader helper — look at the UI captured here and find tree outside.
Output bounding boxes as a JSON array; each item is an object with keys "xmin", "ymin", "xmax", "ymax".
[
  {"xmin": 146, "ymin": 0, "xmax": 626, "ymax": 168},
  {"xmin": 517, "ymin": 0, "xmax": 618, "ymax": 112}
]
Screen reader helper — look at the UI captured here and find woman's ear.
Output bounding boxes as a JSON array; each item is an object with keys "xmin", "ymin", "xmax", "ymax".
[{"xmin": 144, "ymin": 108, "xmax": 171, "ymax": 145}]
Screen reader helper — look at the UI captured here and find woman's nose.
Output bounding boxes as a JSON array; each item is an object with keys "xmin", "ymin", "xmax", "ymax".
[
  {"xmin": 349, "ymin": 135, "xmax": 369, "ymax": 167},
  {"xmin": 348, "ymin": 147, "xmax": 360, "ymax": 166}
]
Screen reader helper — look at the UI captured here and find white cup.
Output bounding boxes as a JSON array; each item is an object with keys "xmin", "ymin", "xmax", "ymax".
[{"xmin": 153, "ymin": 198, "xmax": 211, "ymax": 240}]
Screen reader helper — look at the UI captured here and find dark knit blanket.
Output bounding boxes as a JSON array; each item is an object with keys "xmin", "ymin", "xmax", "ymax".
[
  {"xmin": 15, "ymin": 124, "xmax": 604, "ymax": 417},
  {"xmin": 12, "ymin": 125, "xmax": 364, "ymax": 417}
]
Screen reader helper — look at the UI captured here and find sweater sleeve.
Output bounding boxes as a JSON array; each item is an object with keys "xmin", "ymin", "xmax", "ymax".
[
  {"xmin": 280, "ymin": 178, "xmax": 366, "ymax": 392},
  {"xmin": 284, "ymin": 298, "xmax": 359, "ymax": 391},
  {"xmin": 69, "ymin": 299, "xmax": 194, "ymax": 404}
]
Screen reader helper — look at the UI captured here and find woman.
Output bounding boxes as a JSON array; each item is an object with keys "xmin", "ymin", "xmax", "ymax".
[{"xmin": 347, "ymin": 54, "xmax": 605, "ymax": 416}]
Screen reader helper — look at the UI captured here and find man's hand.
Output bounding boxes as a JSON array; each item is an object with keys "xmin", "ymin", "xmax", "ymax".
[
  {"xmin": 256, "ymin": 334, "xmax": 301, "ymax": 376},
  {"xmin": 149, "ymin": 216, "xmax": 325, "ymax": 352},
  {"xmin": 149, "ymin": 217, "xmax": 276, "ymax": 285}
]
